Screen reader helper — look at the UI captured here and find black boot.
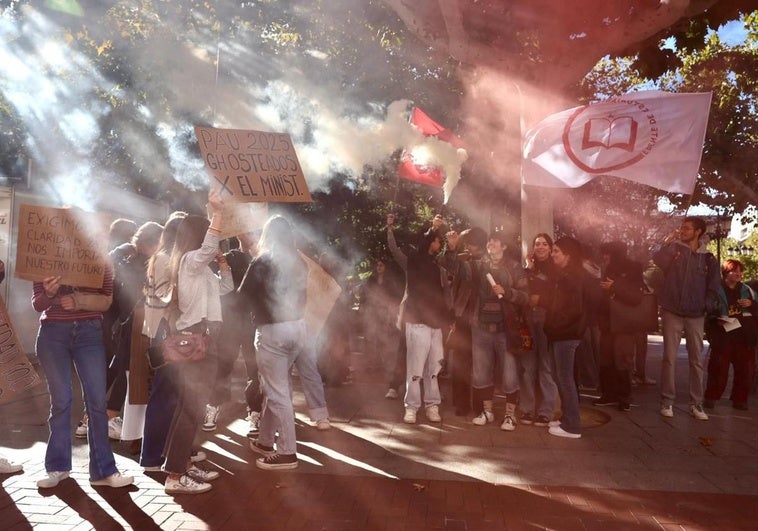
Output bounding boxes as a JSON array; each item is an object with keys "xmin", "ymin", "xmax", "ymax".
[
  {"xmin": 593, "ymin": 366, "xmax": 618, "ymax": 406},
  {"xmin": 617, "ymin": 369, "xmax": 632, "ymax": 411}
]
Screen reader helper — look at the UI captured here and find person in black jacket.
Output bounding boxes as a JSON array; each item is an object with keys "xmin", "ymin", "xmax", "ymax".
[
  {"xmin": 387, "ymin": 214, "xmax": 450, "ymax": 425},
  {"xmin": 544, "ymin": 236, "xmax": 591, "ymax": 439},
  {"xmin": 594, "ymin": 241, "xmax": 646, "ymax": 412},
  {"xmin": 520, "ymin": 233, "xmax": 560, "ymax": 427},
  {"xmin": 202, "ymin": 234, "xmax": 256, "ymax": 433},
  {"xmin": 239, "ymin": 216, "xmax": 308, "ymax": 470}
]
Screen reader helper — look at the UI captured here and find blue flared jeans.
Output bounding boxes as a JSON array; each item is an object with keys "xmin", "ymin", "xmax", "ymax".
[
  {"xmin": 519, "ymin": 307, "xmax": 558, "ymax": 418},
  {"xmin": 551, "ymin": 339, "xmax": 582, "ymax": 435},
  {"xmin": 36, "ymin": 319, "xmax": 118, "ymax": 481}
]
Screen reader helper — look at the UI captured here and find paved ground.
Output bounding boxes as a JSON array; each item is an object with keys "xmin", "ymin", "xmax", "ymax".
[{"xmin": 1, "ymin": 336, "xmax": 757, "ymax": 530}]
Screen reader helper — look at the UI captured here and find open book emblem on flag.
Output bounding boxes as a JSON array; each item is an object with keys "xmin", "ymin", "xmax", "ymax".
[
  {"xmin": 522, "ymin": 91, "xmax": 711, "ymax": 194},
  {"xmin": 581, "ymin": 115, "xmax": 638, "ymax": 152},
  {"xmin": 563, "ymin": 99, "xmax": 659, "ymax": 174}
]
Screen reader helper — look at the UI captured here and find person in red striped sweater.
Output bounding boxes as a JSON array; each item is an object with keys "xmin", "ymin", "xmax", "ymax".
[{"xmin": 32, "ymin": 261, "xmax": 133, "ymax": 489}]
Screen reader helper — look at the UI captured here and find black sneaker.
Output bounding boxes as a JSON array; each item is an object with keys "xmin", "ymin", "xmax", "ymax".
[
  {"xmin": 249, "ymin": 439, "xmax": 275, "ymax": 457},
  {"xmin": 520, "ymin": 412, "xmax": 535, "ymax": 425},
  {"xmin": 256, "ymin": 453, "xmax": 298, "ymax": 470},
  {"xmin": 533, "ymin": 415, "xmax": 551, "ymax": 427},
  {"xmin": 593, "ymin": 396, "xmax": 618, "ymax": 407},
  {"xmin": 618, "ymin": 401, "xmax": 631, "ymax": 412}
]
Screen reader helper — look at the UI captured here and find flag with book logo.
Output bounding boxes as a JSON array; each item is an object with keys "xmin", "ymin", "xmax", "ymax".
[{"xmin": 522, "ymin": 91, "xmax": 711, "ymax": 194}]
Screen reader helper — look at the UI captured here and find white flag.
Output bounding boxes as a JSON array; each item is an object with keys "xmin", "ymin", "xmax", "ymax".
[{"xmin": 522, "ymin": 91, "xmax": 711, "ymax": 194}]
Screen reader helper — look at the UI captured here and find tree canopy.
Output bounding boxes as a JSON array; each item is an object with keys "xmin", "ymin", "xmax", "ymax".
[{"xmin": 0, "ymin": 0, "xmax": 755, "ymax": 268}]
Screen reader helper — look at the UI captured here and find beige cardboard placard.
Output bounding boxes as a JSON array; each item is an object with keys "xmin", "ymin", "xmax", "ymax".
[
  {"xmin": 0, "ymin": 296, "xmax": 41, "ymax": 404},
  {"xmin": 15, "ymin": 204, "xmax": 109, "ymax": 289},
  {"xmin": 300, "ymin": 252, "xmax": 342, "ymax": 337},
  {"xmin": 195, "ymin": 126, "xmax": 312, "ymax": 203},
  {"xmin": 220, "ymin": 202, "xmax": 269, "ymax": 239}
]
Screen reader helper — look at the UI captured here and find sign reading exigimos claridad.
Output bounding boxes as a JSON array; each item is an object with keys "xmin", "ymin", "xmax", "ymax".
[
  {"xmin": 195, "ymin": 126, "xmax": 313, "ymax": 203},
  {"xmin": 15, "ymin": 204, "xmax": 109, "ymax": 289}
]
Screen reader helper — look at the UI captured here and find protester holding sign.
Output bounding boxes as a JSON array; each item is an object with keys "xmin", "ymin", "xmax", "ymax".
[
  {"xmin": 139, "ymin": 211, "xmax": 208, "ymax": 472},
  {"xmin": 32, "ymin": 262, "xmax": 134, "ymax": 489},
  {"xmin": 0, "ymin": 260, "xmax": 24, "ymax": 475},
  {"xmin": 162, "ymin": 190, "xmax": 233, "ymax": 494},
  {"xmin": 239, "ymin": 215, "xmax": 309, "ymax": 470}
]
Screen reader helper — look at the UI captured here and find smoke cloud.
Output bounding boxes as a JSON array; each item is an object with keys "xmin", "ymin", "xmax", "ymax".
[{"xmin": 1, "ymin": 3, "xmax": 472, "ymax": 213}]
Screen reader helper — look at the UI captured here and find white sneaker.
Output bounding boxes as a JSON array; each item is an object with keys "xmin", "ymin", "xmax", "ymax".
[
  {"xmin": 37, "ymin": 471, "xmax": 70, "ymax": 489},
  {"xmin": 500, "ymin": 414, "xmax": 517, "ymax": 431},
  {"xmin": 385, "ymin": 388, "xmax": 399, "ymax": 399},
  {"xmin": 190, "ymin": 450, "xmax": 207, "ymax": 463},
  {"xmin": 403, "ymin": 408, "xmax": 417, "ymax": 424},
  {"xmin": 548, "ymin": 425, "xmax": 581, "ymax": 439},
  {"xmin": 0, "ymin": 458, "xmax": 22, "ymax": 474},
  {"xmin": 108, "ymin": 417, "xmax": 123, "ymax": 440},
  {"xmin": 690, "ymin": 404, "xmax": 709, "ymax": 421},
  {"xmin": 187, "ymin": 465, "xmax": 220, "ymax": 482},
  {"xmin": 75, "ymin": 414, "xmax": 88, "ymax": 439},
  {"xmin": 548, "ymin": 420, "xmax": 562, "ymax": 427},
  {"xmin": 202, "ymin": 405, "xmax": 220, "ymax": 432},
  {"xmin": 316, "ymin": 418, "xmax": 331, "ymax": 431},
  {"xmin": 90, "ymin": 472, "xmax": 134, "ymax": 488},
  {"xmin": 165, "ymin": 474, "xmax": 212, "ymax": 494},
  {"xmin": 472, "ymin": 410, "xmax": 494, "ymax": 426},
  {"xmin": 425, "ymin": 405, "xmax": 442, "ymax": 423},
  {"xmin": 660, "ymin": 405, "xmax": 674, "ymax": 418}
]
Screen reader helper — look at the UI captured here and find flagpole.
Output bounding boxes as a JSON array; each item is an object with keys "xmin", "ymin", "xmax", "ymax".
[{"xmin": 392, "ymin": 104, "xmax": 415, "ymax": 214}]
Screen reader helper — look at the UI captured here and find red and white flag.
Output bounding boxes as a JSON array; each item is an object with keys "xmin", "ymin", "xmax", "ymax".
[
  {"xmin": 398, "ymin": 107, "xmax": 467, "ymax": 201},
  {"xmin": 522, "ymin": 91, "xmax": 711, "ymax": 194}
]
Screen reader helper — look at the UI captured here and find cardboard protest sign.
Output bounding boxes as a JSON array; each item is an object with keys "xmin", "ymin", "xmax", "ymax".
[
  {"xmin": 300, "ymin": 252, "xmax": 342, "ymax": 337},
  {"xmin": 195, "ymin": 126, "xmax": 312, "ymax": 203},
  {"xmin": 15, "ymin": 204, "xmax": 109, "ymax": 289},
  {"xmin": 220, "ymin": 202, "xmax": 269, "ymax": 239},
  {"xmin": 0, "ymin": 296, "xmax": 41, "ymax": 404}
]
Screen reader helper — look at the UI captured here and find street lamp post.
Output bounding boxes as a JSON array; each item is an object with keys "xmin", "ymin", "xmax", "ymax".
[{"xmin": 707, "ymin": 215, "xmax": 731, "ymax": 265}]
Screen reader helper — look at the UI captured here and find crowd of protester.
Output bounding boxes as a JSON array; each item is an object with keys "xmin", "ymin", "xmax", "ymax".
[
  {"xmin": 1, "ymin": 196, "xmax": 756, "ymax": 494},
  {"xmin": 373, "ymin": 213, "xmax": 756, "ymax": 441}
]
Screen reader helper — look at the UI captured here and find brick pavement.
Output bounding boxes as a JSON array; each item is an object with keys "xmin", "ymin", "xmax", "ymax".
[{"xmin": 1, "ymin": 337, "xmax": 757, "ymax": 530}]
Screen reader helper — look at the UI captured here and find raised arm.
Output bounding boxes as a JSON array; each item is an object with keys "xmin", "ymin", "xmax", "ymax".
[{"xmin": 386, "ymin": 213, "xmax": 407, "ymax": 271}]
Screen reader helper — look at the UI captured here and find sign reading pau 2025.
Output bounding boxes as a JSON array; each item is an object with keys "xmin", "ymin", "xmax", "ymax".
[{"xmin": 194, "ymin": 126, "xmax": 312, "ymax": 203}]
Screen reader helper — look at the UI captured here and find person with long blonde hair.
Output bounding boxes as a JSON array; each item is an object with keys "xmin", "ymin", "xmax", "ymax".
[{"xmin": 240, "ymin": 215, "xmax": 309, "ymax": 470}]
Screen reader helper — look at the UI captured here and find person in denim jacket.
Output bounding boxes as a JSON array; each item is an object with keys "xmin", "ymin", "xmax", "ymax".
[{"xmin": 652, "ymin": 216, "xmax": 720, "ymax": 420}]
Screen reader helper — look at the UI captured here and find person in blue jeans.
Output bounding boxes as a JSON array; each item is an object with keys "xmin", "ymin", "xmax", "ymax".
[
  {"xmin": 139, "ymin": 212, "xmax": 190, "ymax": 471},
  {"xmin": 239, "ymin": 215, "xmax": 310, "ymax": 470},
  {"xmin": 520, "ymin": 233, "xmax": 559, "ymax": 427},
  {"xmin": 162, "ymin": 192, "xmax": 233, "ymax": 494},
  {"xmin": 32, "ymin": 263, "xmax": 133, "ymax": 489},
  {"xmin": 543, "ymin": 236, "xmax": 594, "ymax": 439}
]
